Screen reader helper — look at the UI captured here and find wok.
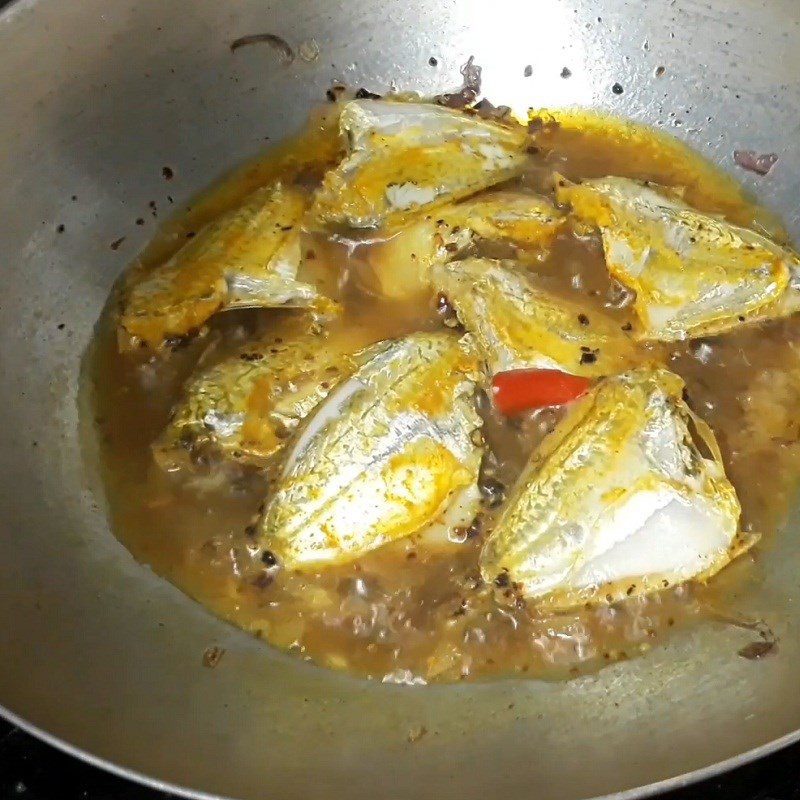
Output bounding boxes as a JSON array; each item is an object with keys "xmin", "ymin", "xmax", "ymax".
[{"xmin": 1, "ymin": 0, "xmax": 799, "ymax": 798}]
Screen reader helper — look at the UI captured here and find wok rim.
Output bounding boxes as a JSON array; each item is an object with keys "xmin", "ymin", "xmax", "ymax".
[
  {"xmin": 1, "ymin": 0, "xmax": 799, "ymax": 796},
  {"xmin": 2, "ymin": 686, "xmax": 799, "ymax": 799}
]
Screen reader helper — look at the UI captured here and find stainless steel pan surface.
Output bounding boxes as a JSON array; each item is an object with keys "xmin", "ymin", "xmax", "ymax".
[{"xmin": 1, "ymin": 1, "xmax": 799, "ymax": 798}]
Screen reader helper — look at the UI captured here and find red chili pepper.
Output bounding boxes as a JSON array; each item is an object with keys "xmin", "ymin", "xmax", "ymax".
[{"xmin": 491, "ymin": 369, "xmax": 592, "ymax": 416}]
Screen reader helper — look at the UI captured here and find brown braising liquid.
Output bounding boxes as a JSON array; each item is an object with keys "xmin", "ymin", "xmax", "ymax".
[{"xmin": 85, "ymin": 105, "xmax": 800, "ymax": 682}]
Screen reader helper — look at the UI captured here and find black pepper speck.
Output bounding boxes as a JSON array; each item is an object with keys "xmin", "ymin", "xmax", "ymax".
[{"xmin": 354, "ymin": 88, "xmax": 381, "ymax": 99}]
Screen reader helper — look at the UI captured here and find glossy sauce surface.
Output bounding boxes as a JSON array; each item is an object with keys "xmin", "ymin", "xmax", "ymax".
[{"xmin": 87, "ymin": 105, "xmax": 800, "ymax": 682}]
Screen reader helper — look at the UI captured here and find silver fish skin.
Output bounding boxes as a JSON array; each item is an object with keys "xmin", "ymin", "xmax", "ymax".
[
  {"xmin": 558, "ymin": 176, "xmax": 800, "ymax": 341},
  {"xmin": 364, "ymin": 191, "xmax": 565, "ymax": 300},
  {"xmin": 119, "ymin": 183, "xmax": 330, "ymax": 352},
  {"xmin": 258, "ymin": 331, "xmax": 484, "ymax": 568},
  {"xmin": 432, "ymin": 257, "xmax": 639, "ymax": 378},
  {"xmin": 311, "ymin": 99, "xmax": 530, "ymax": 230},
  {"xmin": 480, "ymin": 365, "xmax": 750, "ymax": 608},
  {"xmin": 154, "ymin": 316, "xmax": 359, "ymax": 473}
]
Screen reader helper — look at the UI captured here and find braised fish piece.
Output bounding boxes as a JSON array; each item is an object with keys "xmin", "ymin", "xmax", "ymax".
[
  {"xmin": 365, "ymin": 191, "xmax": 565, "ymax": 300},
  {"xmin": 154, "ymin": 317, "xmax": 360, "ymax": 473},
  {"xmin": 433, "ymin": 258, "xmax": 639, "ymax": 377},
  {"xmin": 440, "ymin": 191, "xmax": 566, "ymax": 249},
  {"xmin": 257, "ymin": 332, "xmax": 483, "ymax": 568},
  {"xmin": 311, "ymin": 100, "xmax": 529, "ymax": 230},
  {"xmin": 558, "ymin": 176, "xmax": 800, "ymax": 341},
  {"xmin": 480, "ymin": 366, "xmax": 750, "ymax": 608},
  {"xmin": 119, "ymin": 183, "xmax": 328, "ymax": 351}
]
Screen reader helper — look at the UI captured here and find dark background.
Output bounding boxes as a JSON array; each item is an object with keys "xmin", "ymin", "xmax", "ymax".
[
  {"xmin": 0, "ymin": 0, "xmax": 797, "ymax": 797},
  {"xmin": 0, "ymin": 717, "xmax": 799, "ymax": 800}
]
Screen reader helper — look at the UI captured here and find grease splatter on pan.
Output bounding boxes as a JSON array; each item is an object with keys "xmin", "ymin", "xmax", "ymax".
[
  {"xmin": 733, "ymin": 150, "xmax": 778, "ymax": 176},
  {"xmin": 435, "ymin": 55, "xmax": 481, "ymax": 108},
  {"xmin": 230, "ymin": 33, "xmax": 295, "ymax": 63},
  {"xmin": 738, "ymin": 640, "xmax": 777, "ymax": 660}
]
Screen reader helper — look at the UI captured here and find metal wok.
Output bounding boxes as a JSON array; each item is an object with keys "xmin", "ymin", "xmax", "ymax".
[{"xmin": 1, "ymin": 0, "xmax": 799, "ymax": 798}]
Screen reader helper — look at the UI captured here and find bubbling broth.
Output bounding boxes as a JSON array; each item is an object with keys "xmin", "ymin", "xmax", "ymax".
[{"xmin": 86, "ymin": 101, "xmax": 800, "ymax": 682}]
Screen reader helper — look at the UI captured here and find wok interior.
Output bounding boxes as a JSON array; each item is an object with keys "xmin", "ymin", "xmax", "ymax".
[{"xmin": 1, "ymin": 1, "xmax": 799, "ymax": 798}]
